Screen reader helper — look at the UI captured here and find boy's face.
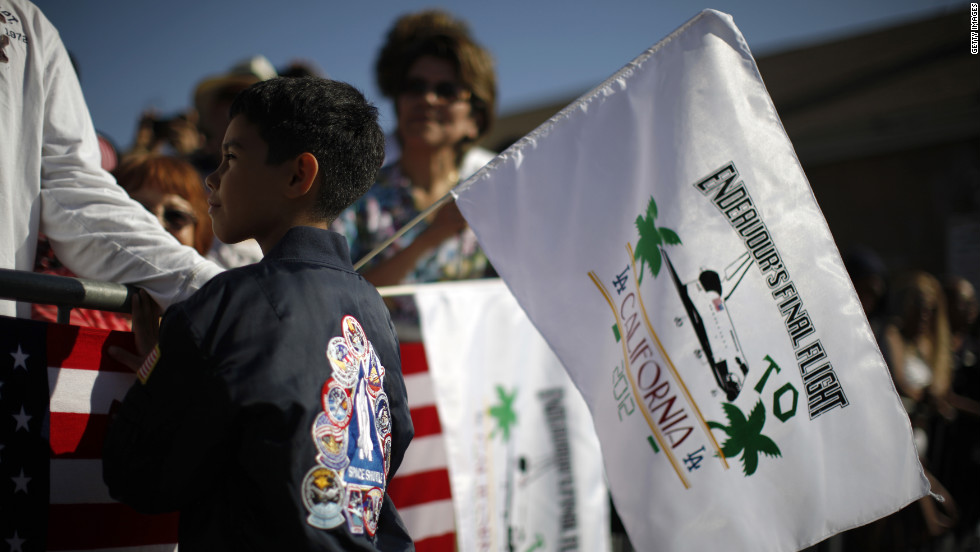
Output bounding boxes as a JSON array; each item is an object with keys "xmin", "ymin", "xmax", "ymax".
[{"xmin": 205, "ymin": 115, "xmax": 293, "ymax": 251}]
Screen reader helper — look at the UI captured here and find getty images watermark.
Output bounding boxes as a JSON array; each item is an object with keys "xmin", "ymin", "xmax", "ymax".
[{"xmin": 972, "ymin": 3, "xmax": 979, "ymax": 54}]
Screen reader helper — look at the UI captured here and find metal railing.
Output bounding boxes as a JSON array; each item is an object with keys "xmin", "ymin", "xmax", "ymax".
[
  {"xmin": 0, "ymin": 267, "xmax": 426, "ymax": 335},
  {"xmin": 0, "ymin": 268, "xmax": 134, "ymax": 324}
]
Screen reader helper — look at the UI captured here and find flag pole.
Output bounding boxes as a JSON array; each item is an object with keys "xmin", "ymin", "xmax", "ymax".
[{"xmin": 352, "ymin": 189, "xmax": 456, "ymax": 271}]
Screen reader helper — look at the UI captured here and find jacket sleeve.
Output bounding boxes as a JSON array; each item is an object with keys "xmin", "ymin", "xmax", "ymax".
[{"xmin": 102, "ymin": 305, "xmax": 233, "ymax": 514}]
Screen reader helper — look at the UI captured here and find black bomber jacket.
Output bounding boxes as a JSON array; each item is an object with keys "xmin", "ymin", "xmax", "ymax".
[{"xmin": 103, "ymin": 226, "xmax": 415, "ymax": 551}]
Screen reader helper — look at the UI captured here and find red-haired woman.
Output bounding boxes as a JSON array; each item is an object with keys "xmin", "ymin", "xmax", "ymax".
[
  {"xmin": 115, "ymin": 154, "xmax": 213, "ymax": 256},
  {"xmin": 32, "ymin": 155, "xmax": 213, "ymax": 329}
]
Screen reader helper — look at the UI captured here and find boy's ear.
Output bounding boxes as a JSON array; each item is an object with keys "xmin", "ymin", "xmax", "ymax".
[{"xmin": 284, "ymin": 152, "xmax": 319, "ymax": 199}]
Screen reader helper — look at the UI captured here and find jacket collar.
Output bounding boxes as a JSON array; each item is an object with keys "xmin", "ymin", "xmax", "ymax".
[{"xmin": 263, "ymin": 226, "xmax": 354, "ymax": 271}]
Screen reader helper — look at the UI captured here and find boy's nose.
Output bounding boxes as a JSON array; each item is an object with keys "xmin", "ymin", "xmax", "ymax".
[{"xmin": 205, "ymin": 170, "xmax": 218, "ymax": 191}]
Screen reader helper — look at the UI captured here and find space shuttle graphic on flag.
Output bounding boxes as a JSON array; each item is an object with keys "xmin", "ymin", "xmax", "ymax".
[{"xmin": 663, "ymin": 250, "xmax": 753, "ymax": 402}]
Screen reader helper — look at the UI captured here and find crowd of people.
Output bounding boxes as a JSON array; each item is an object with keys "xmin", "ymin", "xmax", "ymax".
[
  {"xmin": 28, "ymin": 8, "xmax": 499, "ymax": 332},
  {"xmin": 3, "ymin": 2, "xmax": 495, "ymax": 550},
  {"xmin": 4, "ymin": 0, "xmax": 979, "ymax": 550},
  {"xmin": 841, "ymin": 248, "xmax": 980, "ymax": 551}
]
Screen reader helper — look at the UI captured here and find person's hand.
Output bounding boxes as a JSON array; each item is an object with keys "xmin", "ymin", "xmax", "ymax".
[
  {"xmin": 131, "ymin": 111, "xmax": 163, "ymax": 154},
  {"xmin": 933, "ymin": 395, "xmax": 958, "ymax": 422},
  {"xmin": 165, "ymin": 113, "xmax": 203, "ymax": 155},
  {"xmin": 422, "ymin": 201, "xmax": 469, "ymax": 246},
  {"xmin": 109, "ymin": 290, "xmax": 162, "ymax": 372}
]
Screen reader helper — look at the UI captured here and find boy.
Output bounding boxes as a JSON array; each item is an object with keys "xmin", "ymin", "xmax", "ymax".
[{"xmin": 103, "ymin": 77, "xmax": 414, "ymax": 551}]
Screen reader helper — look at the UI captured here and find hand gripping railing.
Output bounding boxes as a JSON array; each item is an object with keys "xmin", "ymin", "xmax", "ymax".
[{"xmin": 0, "ymin": 268, "xmax": 134, "ymax": 324}]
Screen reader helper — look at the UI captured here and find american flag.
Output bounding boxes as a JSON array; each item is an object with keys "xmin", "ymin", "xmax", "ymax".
[
  {"xmin": 386, "ymin": 342, "xmax": 456, "ymax": 550},
  {"xmin": 1, "ymin": 316, "xmax": 454, "ymax": 551},
  {"xmin": 1, "ymin": 315, "xmax": 178, "ymax": 552}
]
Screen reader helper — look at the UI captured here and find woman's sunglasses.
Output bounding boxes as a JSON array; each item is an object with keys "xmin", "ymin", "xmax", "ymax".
[
  {"xmin": 399, "ymin": 78, "xmax": 470, "ymax": 102},
  {"xmin": 161, "ymin": 208, "xmax": 197, "ymax": 230}
]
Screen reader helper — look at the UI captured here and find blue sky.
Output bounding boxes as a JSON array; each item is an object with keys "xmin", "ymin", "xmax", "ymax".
[{"xmin": 37, "ymin": 0, "xmax": 961, "ymax": 150}]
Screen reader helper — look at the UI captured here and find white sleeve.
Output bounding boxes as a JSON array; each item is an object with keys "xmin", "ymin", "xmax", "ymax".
[{"xmin": 36, "ymin": 18, "xmax": 222, "ymax": 311}]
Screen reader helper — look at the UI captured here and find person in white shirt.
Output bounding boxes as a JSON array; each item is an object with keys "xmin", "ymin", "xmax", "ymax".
[{"xmin": 0, "ymin": 0, "xmax": 222, "ymax": 318}]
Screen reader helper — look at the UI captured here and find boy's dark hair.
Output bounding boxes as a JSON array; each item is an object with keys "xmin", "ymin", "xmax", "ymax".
[{"xmin": 229, "ymin": 77, "xmax": 384, "ymax": 220}]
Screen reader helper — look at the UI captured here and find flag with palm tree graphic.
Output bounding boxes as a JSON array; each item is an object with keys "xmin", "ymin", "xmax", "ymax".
[
  {"xmin": 451, "ymin": 9, "xmax": 928, "ymax": 551},
  {"xmin": 415, "ymin": 281, "xmax": 611, "ymax": 552}
]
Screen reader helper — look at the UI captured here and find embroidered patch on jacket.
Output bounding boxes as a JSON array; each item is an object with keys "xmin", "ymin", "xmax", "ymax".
[
  {"xmin": 136, "ymin": 345, "xmax": 160, "ymax": 384},
  {"xmin": 303, "ymin": 315, "xmax": 390, "ymax": 537}
]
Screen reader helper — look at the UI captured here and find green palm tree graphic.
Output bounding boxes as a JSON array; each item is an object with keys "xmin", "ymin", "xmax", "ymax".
[
  {"xmin": 707, "ymin": 400, "xmax": 781, "ymax": 476},
  {"xmin": 489, "ymin": 385, "xmax": 518, "ymax": 442},
  {"xmin": 634, "ymin": 196, "xmax": 682, "ymax": 284}
]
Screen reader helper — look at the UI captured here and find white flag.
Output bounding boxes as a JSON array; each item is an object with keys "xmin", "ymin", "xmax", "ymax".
[
  {"xmin": 415, "ymin": 280, "xmax": 610, "ymax": 552},
  {"xmin": 453, "ymin": 10, "xmax": 929, "ymax": 551}
]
